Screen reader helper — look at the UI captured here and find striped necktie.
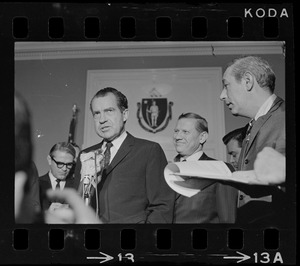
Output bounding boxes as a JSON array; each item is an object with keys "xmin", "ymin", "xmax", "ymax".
[{"xmin": 103, "ymin": 142, "xmax": 113, "ymax": 169}]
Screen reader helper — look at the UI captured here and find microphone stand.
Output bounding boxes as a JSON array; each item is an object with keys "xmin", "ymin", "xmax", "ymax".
[
  {"xmin": 83, "ymin": 175, "xmax": 91, "ymax": 206},
  {"xmin": 80, "ymin": 148, "xmax": 104, "ymax": 218}
]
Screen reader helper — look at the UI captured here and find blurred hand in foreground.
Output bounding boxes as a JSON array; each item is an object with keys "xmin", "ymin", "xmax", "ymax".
[
  {"xmin": 252, "ymin": 147, "xmax": 285, "ymax": 185},
  {"xmin": 45, "ymin": 188, "xmax": 102, "ymax": 224}
]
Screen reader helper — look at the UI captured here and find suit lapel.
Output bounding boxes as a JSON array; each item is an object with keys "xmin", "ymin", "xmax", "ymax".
[
  {"xmin": 65, "ymin": 176, "xmax": 75, "ymax": 188},
  {"xmin": 197, "ymin": 153, "xmax": 216, "ymax": 190},
  {"xmin": 245, "ymin": 115, "xmax": 268, "ymax": 155},
  {"xmin": 105, "ymin": 133, "xmax": 134, "ymax": 176},
  {"xmin": 199, "ymin": 153, "xmax": 213, "ymax": 161},
  {"xmin": 174, "ymin": 154, "xmax": 181, "ymax": 162},
  {"xmin": 175, "ymin": 152, "xmax": 213, "ymax": 162},
  {"xmin": 244, "ymin": 96, "xmax": 283, "ymax": 156},
  {"xmin": 43, "ymin": 173, "xmax": 52, "ymax": 190}
]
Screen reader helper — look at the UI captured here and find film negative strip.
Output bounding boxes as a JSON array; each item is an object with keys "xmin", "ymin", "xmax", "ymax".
[{"xmin": 1, "ymin": 2, "xmax": 295, "ymax": 265}]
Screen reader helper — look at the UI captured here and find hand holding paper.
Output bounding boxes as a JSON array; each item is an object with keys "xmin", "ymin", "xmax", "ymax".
[
  {"xmin": 164, "ymin": 159, "xmax": 276, "ymax": 197},
  {"xmin": 232, "ymin": 147, "xmax": 285, "ymax": 185}
]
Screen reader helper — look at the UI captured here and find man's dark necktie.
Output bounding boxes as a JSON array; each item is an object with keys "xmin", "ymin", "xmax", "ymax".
[
  {"xmin": 245, "ymin": 119, "xmax": 254, "ymax": 141},
  {"xmin": 55, "ymin": 179, "xmax": 61, "ymax": 190},
  {"xmin": 103, "ymin": 142, "xmax": 113, "ymax": 169}
]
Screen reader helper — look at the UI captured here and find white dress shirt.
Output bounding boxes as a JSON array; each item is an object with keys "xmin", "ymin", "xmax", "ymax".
[
  {"xmin": 181, "ymin": 151, "xmax": 204, "ymax": 162},
  {"xmin": 102, "ymin": 131, "xmax": 128, "ymax": 164},
  {"xmin": 254, "ymin": 94, "xmax": 277, "ymax": 121},
  {"xmin": 49, "ymin": 171, "xmax": 66, "ymax": 190}
]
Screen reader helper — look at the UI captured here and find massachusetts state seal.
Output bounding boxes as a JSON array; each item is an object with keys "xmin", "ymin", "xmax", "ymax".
[{"xmin": 137, "ymin": 87, "xmax": 173, "ymax": 133}]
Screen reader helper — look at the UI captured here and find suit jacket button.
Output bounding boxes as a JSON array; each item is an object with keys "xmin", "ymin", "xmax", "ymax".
[{"xmin": 244, "ymin": 159, "xmax": 249, "ymax": 164}]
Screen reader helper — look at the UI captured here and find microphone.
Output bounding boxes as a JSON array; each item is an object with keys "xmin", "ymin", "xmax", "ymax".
[
  {"xmin": 94, "ymin": 148, "xmax": 105, "ymax": 171},
  {"xmin": 94, "ymin": 148, "xmax": 105, "ymax": 158},
  {"xmin": 83, "ymin": 175, "xmax": 91, "ymax": 206},
  {"xmin": 79, "ymin": 147, "xmax": 105, "ymax": 210}
]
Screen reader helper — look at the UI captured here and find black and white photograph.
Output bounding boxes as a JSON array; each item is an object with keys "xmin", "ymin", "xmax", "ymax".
[{"xmin": 2, "ymin": 2, "xmax": 296, "ymax": 265}]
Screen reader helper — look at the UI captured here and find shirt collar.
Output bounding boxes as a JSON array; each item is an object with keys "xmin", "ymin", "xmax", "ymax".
[
  {"xmin": 254, "ymin": 94, "xmax": 277, "ymax": 121},
  {"xmin": 49, "ymin": 171, "xmax": 66, "ymax": 188},
  {"xmin": 182, "ymin": 150, "xmax": 204, "ymax": 162},
  {"xmin": 102, "ymin": 131, "xmax": 127, "ymax": 151},
  {"xmin": 49, "ymin": 170, "xmax": 56, "ymax": 181},
  {"xmin": 111, "ymin": 131, "xmax": 127, "ymax": 151}
]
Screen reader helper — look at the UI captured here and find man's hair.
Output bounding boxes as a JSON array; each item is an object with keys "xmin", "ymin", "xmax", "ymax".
[
  {"xmin": 222, "ymin": 125, "xmax": 247, "ymax": 147},
  {"xmin": 90, "ymin": 87, "xmax": 128, "ymax": 113},
  {"xmin": 226, "ymin": 56, "xmax": 276, "ymax": 93},
  {"xmin": 15, "ymin": 92, "xmax": 32, "ymax": 175},
  {"xmin": 49, "ymin": 142, "xmax": 76, "ymax": 159},
  {"xmin": 178, "ymin": 112, "xmax": 209, "ymax": 133}
]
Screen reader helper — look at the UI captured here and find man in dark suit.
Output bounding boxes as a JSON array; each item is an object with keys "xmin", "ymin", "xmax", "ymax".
[
  {"xmin": 221, "ymin": 126, "xmax": 247, "ymax": 223},
  {"xmin": 172, "ymin": 113, "xmax": 235, "ymax": 223},
  {"xmin": 39, "ymin": 142, "xmax": 77, "ymax": 211},
  {"xmin": 74, "ymin": 87, "xmax": 175, "ymax": 223},
  {"xmin": 220, "ymin": 55, "xmax": 287, "ymax": 225},
  {"xmin": 222, "ymin": 126, "xmax": 247, "ymax": 171}
]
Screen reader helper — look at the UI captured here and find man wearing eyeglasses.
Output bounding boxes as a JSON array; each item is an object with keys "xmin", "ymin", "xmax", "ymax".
[{"xmin": 39, "ymin": 142, "xmax": 77, "ymax": 211}]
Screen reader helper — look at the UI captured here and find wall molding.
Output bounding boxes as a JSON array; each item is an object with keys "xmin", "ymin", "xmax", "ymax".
[{"xmin": 15, "ymin": 41, "xmax": 284, "ymax": 61}]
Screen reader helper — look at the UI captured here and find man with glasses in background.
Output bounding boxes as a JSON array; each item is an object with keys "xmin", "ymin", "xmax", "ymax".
[{"xmin": 39, "ymin": 142, "xmax": 78, "ymax": 212}]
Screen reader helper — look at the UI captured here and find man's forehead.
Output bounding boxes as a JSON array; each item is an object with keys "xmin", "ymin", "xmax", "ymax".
[
  {"xmin": 177, "ymin": 118, "xmax": 196, "ymax": 128},
  {"xmin": 53, "ymin": 150, "xmax": 73, "ymax": 157},
  {"xmin": 227, "ymin": 139, "xmax": 240, "ymax": 148},
  {"xmin": 223, "ymin": 67, "xmax": 232, "ymax": 79},
  {"xmin": 92, "ymin": 94, "xmax": 117, "ymax": 107}
]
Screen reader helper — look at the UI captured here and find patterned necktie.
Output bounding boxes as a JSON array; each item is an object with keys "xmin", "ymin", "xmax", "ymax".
[
  {"xmin": 245, "ymin": 119, "xmax": 254, "ymax": 141},
  {"xmin": 55, "ymin": 179, "xmax": 61, "ymax": 190},
  {"xmin": 103, "ymin": 142, "xmax": 113, "ymax": 169},
  {"xmin": 238, "ymin": 119, "xmax": 255, "ymax": 165}
]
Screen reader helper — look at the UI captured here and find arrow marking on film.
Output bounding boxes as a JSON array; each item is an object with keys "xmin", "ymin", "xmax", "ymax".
[
  {"xmin": 87, "ymin": 252, "xmax": 114, "ymax": 264},
  {"xmin": 223, "ymin": 251, "xmax": 251, "ymax": 263}
]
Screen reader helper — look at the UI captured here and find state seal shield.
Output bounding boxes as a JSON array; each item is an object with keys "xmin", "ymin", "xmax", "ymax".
[{"xmin": 137, "ymin": 97, "xmax": 173, "ymax": 133}]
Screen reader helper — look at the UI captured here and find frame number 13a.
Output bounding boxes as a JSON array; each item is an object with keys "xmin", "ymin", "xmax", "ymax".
[{"xmin": 254, "ymin": 252, "xmax": 283, "ymax": 263}]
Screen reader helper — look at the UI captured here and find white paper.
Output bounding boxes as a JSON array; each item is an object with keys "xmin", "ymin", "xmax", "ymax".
[
  {"xmin": 164, "ymin": 160, "xmax": 255, "ymax": 197},
  {"xmin": 164, "ymin": 163, "xmax": 200, "ymax": 197}
]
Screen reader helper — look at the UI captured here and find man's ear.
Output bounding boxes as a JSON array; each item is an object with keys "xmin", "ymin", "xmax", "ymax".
[
  {"xmin": 123, "ymin": 109, "xmax": 129, "ymax": 122},
  {"xmin": 243, "ymin": 71, "xmax": 255, "ymax": 91},
  {"xmin": 199, "ymin": 131, "xmax": 209, "ymax": 144},
  {"xmin": 47, "ymin": 155, "xmax": 52, "ymax": 165}
]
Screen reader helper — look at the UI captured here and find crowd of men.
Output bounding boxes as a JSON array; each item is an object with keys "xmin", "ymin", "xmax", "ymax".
[{"xmin": 15, "ymin": 55, "xmax": 289, "ymax": 225}]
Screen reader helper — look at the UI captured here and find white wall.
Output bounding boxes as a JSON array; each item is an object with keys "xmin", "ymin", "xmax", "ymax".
[{"xmin": 84, "ymin": 68, "xmax": 227, "ymax": 161}]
